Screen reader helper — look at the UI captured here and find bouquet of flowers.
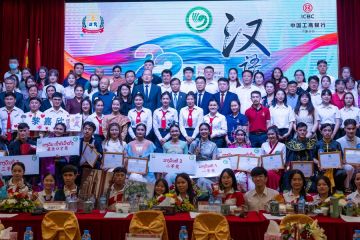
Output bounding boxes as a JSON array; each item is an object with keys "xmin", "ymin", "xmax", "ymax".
[
  {"xmin": 0, "ymin": 191, "xmax": 36, "ymax": 213},
  {"xmin": 123, "ymin": 180, "xmax": 149, "ymax": 201},
  {"xmin": 147, "ymin": 194, "xmax": 167, "ymax": 208},
  {"xmin": 281, "ymin": 220, "xmax": 326, "ymax": 240}
]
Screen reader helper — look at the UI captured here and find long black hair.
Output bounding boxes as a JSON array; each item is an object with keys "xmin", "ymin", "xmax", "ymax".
[
  {"xmin": 315, "ymin": 175, "xmax": 332, "ymax": 197},
  {"xmin": 219, "ymin": 168, "xmax": 237, "ymax": 192},
  {"xmin": 153, "ymin": 179, "xmax": 169, "ymax": 198},
  {"xmin": 272, "ymin": 89, "xmax": 288, "ymax": 107},
  {"xmin": 294, "ymin": 91, "xmax": 315, "ymax": 119},
  {"xmin": 175, "ymin": 173, "xmax": 196, "ymax": 205},
  {"xmin": 288, "ymin": 169, "xmax": 307, "ymax": 199}
]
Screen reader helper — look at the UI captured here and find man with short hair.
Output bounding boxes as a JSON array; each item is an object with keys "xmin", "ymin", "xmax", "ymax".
[
  {"xmin": 308, "ymin": 76, "xmax": 322, "ymax": 107},
  {"xmin": 0, "ymin": 77, "xmax": 24, "ymax": 109},
  {"xmin": 44, "ymin": 92, "xmax": 69, "ymax": 115},
  {"xmin": 132, "ymin": 69, "xmax": 161, "ymax": 112},
  {"xmin": 245, "ymin": 167, "xmax": 279, "ymax": 211},
  {"xmin": 158, "ymin": 69, "xmax": 172, "ymax": 93},
  {"xmin": 194, "ymin": 76, "xmax": 213, "ymax": 115},
  {"xmin": 287, "ymin": 81, "xmax": 299, "ymax": 109},
  {"xmin": 0, "ymin": 92, "xmax": 24, "ymax": 142},
  {"xmin": 54, "ymin": 165, "xmax": 79, "ymax": 201},
  {"xmin": 123, "ymin": 70, "xmax": 136, "ymax": 93},
  {"xmin": 245, "ymin": 91, "xmax": 270, "ymax": 147},
  {"xmin": 214, "ymin": 77, "xmax": 239, "ymax": 116},
  {"xmin": 63, "ymin": 62, "xmax": 88, "ymax": 88},
  {"xmin": 236, "ymin": 70, "xmax": 261, "ymax": 114},
  {"xmin": 137, "ymin": 60, "xmax": 162, "ymax": 85},
  {"xmin": 169, "ymin": 78, "xmax": 186, "ymax": 113},
  {"xmin": 3, "ymin": 57, "xmax": 21, "ymax": 84},
  {"xmin": 180, "ymin": 67, "xmax": 197, "ymax": 94},
  {"xmin": 203, "ymin": 66, "xmax": 218, "ymax": 94},
  {"xmin": 92, "ymin": 78, "xmax": 116, "ymax": 114},
  {"xmin": 317, "ymin": 60, "xmax": 335, "ymax": 91}
]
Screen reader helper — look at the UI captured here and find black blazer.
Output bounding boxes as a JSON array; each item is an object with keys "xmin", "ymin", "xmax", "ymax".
[
  {"xmin": 169, "ymin": 91, "xmax": 187, "ymax": 113},
  {"xmin": 0, "ymin": 91, "xmax": 24, "ymax": 110},
  {"xmin": 214, "ymin": 91, "xmax": 239, "ymax": 116},
  {"xmin": 195, "ymin": 91, "xmax": 213, "ymax": 115},
  {"xmin": 40, "ymin": 99, "xmax": 66, "ymax": 112},
  {"xmin": 69, "ymin": 137, "xmax": 103, "ymax": 169},
  {"xmin": 132, "ymin": 84, "xmax": 161, "ymax": 112}
]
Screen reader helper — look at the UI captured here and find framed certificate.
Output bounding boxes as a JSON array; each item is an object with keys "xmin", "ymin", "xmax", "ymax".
[
  {"xmin": 80, "ymin": 143, "xmax": 100, "ymax": 168},
  {"xmin": 291, "ymin": 161, "xmax": 313, "ymax": 178},
  {"xmin": 219, "ymin": 155, "xmax": 239, "ymax": 170},
  {"xmin": 127, "ymin": 157, "xmax": 148, "ymax": 174},
  {"xmin": 261, "ymin": 154, "xmax": 284, "ymax": 170},
  {"xmin": 344, "ymin": 148, "xmax": 360, "ymax": 165},
  {"xmin": 103, "ymin": 152, "xmax": 124, "ymax": 169},
  {"xmin": 238, "ymin": 156, "xmax": 259, "ymax": 172},
  {"xmin": 318, "ymin": 151, "xmax": 342, "ymax": 169}
]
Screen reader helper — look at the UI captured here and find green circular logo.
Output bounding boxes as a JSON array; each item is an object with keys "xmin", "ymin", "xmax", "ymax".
[{"xmin": 186, "ymin": 6, "xmax": 212, "ymax": 33}]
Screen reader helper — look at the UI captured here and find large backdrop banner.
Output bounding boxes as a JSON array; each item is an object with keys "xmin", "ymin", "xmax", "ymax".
[{"xmin": 64, "ymin": 0, "xmax": 338, "ymax": 80}]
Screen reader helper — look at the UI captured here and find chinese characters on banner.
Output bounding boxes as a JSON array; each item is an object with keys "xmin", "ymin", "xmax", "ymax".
[
  {"xmin": 36, "ymin": 136, "xmax": 80, "ymax": 157},
  {"xmin": 193, "ymin": 159, "xmax": 232, "ymax": 178},
  {"xmin": 12, "ymin": 113, "xmax": 82, "ymax": 132}
]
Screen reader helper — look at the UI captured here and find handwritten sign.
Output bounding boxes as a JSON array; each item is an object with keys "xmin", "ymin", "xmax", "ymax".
[
  {"xmin": 36, "ymin": 136, "xmax": 80, "ymax": 157},
  {"xmin": 149, "ymin": 153, "xmax": 196, "ymax": 174},
  {"xmin": 0, "ymin": 155, "xmax": 39, "ymax": 176},
  {"xmin": 12, "ymin": 113, "xmax": 82, "ymax": 132},
  {"xmin": 193, "ymin": 159, "xmax": 231, "ymax": 178}
]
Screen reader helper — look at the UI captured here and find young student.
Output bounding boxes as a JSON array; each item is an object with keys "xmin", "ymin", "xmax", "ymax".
[
  {"xmin": 174, "ymin": 173, "xmax": 197, "ymax": 211},
  {"xmin": 41, "ymin": 69, "xmax": 65, "ymax": 99},
  {"xmin": 203, "ymin": 66, "xmax": 218, "ymax": 94},
  {"xmin": 63, "ymin": 72, "xmax": 77, "ymax": 101},
  {"xmin": 253, "ymin": 71, "xmax": 266, "ymax": 96},
  {"xmin": 43, "ymin": 92, "xmax": 69, "ymax": 115},
  {"xmin": 157, "ymin": 69, "xmax": 172, "ymax": 93},
  {"xmin": 313, "ymin": 176, "xmax": 332, "ymax": 204},
  {"xmin": 54, "ymin": 165, "xmax": 79, "ymax": 201},
  {"xmin": 3, "ymin": 57, "xmax": 21, "ymax": 86},
  {"xmin": 6, "ymin": 162, "xmax": 32, "ymax": 196},
  {"xmin": 180, "ymin": 67, "xmax": 197, "ymax": 94},
  {"xmin": 87, "ymin": 98, "xmax": 105, "ymax": 141},
  {"xmin": 219, "ymin": 168, "xmax": 245, "ymax": 207},
  {"xmin": 331, "ymin": 79, "xmax": 346, "ymax": 109},
  {"xmin": 308, "ymin": 76, "xmax": 322, "ymax": 107},
  {"xmin": 225, "ymin": 100, "xmax": 248, "ymax": 145},
  {"xmin": 110, "ymin": 65, "xmax": 125, "ymax": 93},
  {"xmin": 317, "ymin": 60, "xmax": 335, "ymax": 91},
  {"xmin": 106, "ymin": 167, "xmax": 127, "ymax": 211},
  {"xmin": 8, "ymin": 123, "xmax": 36, "ymax": 156},
  {"xmin": 102, "ymin": 122, "xmax": 127, "ymax": 153},
  {"xmin": 294, "ymin": 70, "xmax": 308, "ymax": 93},
  {"xmin": 151, "ymin": 179, "xmax": 170, "ymax": 205},
  {"xmin": 34, "ymin": 173, "xmax": 56, "ymax": 203},
  {"xmin": 127, "ymin": 93, "xmax": 152, "ymax": 140},
  {"xmin": 348, "ymin": 170, "xmax": 360, "ymax": 204},
  {"xmin": 84, "ymin": 74, "xmax": 100, "ymax": 100},
  {"xmin": 282, "ymin": 170, "xmax": 313, "ymax": 204},
  {"xmin": 65, "ymin": 84, "xmax": 84, "ymax": 114}
]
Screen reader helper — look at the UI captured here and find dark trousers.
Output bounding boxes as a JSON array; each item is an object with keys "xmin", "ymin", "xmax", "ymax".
[
  {"xmin": 211, "ymin": 136, "xmax": 226, "ymax": 148},
  {"xmin": 154, "ymin": 129, "xmax": 169, "ymax": 153},
  {"xmin": 249, "ymin": 132, "xmax": 267, "ymax": 148}
]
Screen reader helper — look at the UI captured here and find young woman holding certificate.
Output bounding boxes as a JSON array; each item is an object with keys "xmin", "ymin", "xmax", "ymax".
[{"xmin": 261, "ymin": 126, "xmax": 286, "ymax": 191}]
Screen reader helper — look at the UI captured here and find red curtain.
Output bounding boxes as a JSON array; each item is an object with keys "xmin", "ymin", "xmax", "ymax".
[
  {"xmin": 337, "ymin": 0, "xmax": 360, "ymax": 79},
  {"xmin": 0, "ymin": 0, "xmax": 64, "ymax": 80}
]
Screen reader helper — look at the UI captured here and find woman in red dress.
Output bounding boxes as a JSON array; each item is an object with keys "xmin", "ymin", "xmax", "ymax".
[{"xmin": 219, "ymin": 168, "xmax": 244, "ymax": 207}]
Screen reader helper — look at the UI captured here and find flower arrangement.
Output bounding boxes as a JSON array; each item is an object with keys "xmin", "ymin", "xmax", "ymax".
[
  {"xmin": 0, "ymin": 192, "xmax": 36, "ymax": 213},
  {"xmin": 147, "ymin": 194, "xmax": 167, "ymax": 208},
  {"xmin": 281, "ymin": 220, "xmax": 326, "ymax": 240},
  {"xmin": 123, "ymin": 180, "xmax": 149, "ymax": 201}
]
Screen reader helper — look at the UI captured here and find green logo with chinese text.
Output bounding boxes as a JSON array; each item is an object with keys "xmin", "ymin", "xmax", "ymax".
[{"xmin": 186, "ymin": 7, "xmax": 212, "ymax": 33}]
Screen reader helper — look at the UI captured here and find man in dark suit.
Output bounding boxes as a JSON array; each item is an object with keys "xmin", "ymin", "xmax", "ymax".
[
  {"xmin": 169, "ymin": 78, "xmax": 186, "ymax": 113},
  {"xmin": 132, "ymin": 69, "xmax": 161, "ymax": 112},
  {"xmin": 0, "ymin": 77, "xmax": 24, "ymax": 109},
  {"xmin": 194, "ymin": 76, "xmax": 213, "ymax": 115},
  {"xmin": 136, "ymin": 60, "xmax": 162, "ymax": 85},
  {"xmin": 214, "ymin": 77, "xmax": 239, "ymax": 116}
]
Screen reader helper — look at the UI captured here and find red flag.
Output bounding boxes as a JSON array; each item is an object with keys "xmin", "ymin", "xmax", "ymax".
[
  {"xmin": 23, "ymin": 39, "xmax": 29, "ymax": 68},
  {"xmin": 35, "ymin": 38, "xmax": 41, "ymax": 72}
]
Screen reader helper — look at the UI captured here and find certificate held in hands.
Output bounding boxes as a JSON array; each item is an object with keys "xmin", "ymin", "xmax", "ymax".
[
  {"xmin": 127, "ymin": 157, "xmax": 148, "ymax": 174},
  {"xmin": 344, "ymin": 148, "xmax": 360, "ymax": 165},
  {"xmin": 261, "ymin": 153, "xmax": 284, "ymax": 170},
  {"xmin": 318, "ymin": 151, "xmax": 342, "ymax": 169},
  {"xmin": 103, "ymin": 152, "xmax": 124, "ymax": 169},
  {"xmin": 238, "ymin": 156, "xmax": 259, "ymax": 172},
  {"xmin": 80, "ymin": 143, "xmax": 100, "ymax": 168}
]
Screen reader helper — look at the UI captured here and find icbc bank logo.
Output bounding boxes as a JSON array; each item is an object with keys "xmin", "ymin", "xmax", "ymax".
[{"xmin": 303, "ymin": 3, "xmax": 313, "ymax": 13}]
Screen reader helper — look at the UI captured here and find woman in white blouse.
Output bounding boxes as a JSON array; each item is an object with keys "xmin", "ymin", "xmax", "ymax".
[
  {"xmin": 34, "ymin": 174, "xmax": 56, "ymax": 203},
  {"xmin": 127, "ymin": 93, "xmax": 152, "ymax": 140},
  {"xmin": 228, "ymin": 68, "xmax": 241, "ymax": 93},
  {"xmin": 87, "ymin": 98, "xmax": 105, "ymax": 141},
  {"xmin": 269, "ymin": 89, "xmax": 295, "ymax": 142},
  {"xmin": 179, "ymin": 92, "xmax": 204, "ymax": 145},
  {"xmin": 102, "ymin": 122, "xmax": 127, "ymax": 154},
  {"xmin": 153, "ymin": 92, "xmax": 178, "ymax": 152},
  {"xmin": 294, "ymin": 92, "xmax": 319, "ymax": 138},
  {"xmin": 340, "ymin": 92, "xmax": 360, "ymax": 136},
  {"xmin": 317, "ymin": 89, "xmax": 340, "ymax": 139},
  {"xmin": 203, "ymin": 99, "xmax": 227, "ymax": 148}
]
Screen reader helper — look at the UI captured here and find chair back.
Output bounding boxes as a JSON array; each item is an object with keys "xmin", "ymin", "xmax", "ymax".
[
  {"xmin": 41, "ymin": 211, "xmax": 81, "ymax": 240},
  {"xmin": 192, "ymin": 212, "xmax": 230, "ymax": 240},
  {"xmin": 129, "ymin": 210, "xmax": 168, "ymax": 240}
]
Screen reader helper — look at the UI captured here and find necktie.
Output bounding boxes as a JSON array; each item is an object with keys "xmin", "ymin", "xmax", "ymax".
[
  {"xmin": 95, "ymin": 116, "xmax": 103, "ymax": 135},
  {"xmin": 136, "ymin": 111, "xmax": 142, "ymax": 124},
  {"xmin": 187, "ymin": 108, "xmax": 194, "ymax": 127},
  {"xmin": 220, "ymin": 93, "xmax": 225, "ymax": 108},
  {"xmin": 145, "ymin": 85, "xmax": 149, "ymax": 99},
  {"xmin": 173, "ymin": 93, "xmax": 178, "ymax": 109},
  {"xmin": 198, "ymin": 93, "xmax": 202, "ymax": 106},
  {"xmin": 161, "ymin": 110, "xmax": 167, "ymax": 129},
  {"xmin": 209, "ymin": 117, "xmax": 215, "ymax": 135},
  {"xmin": 6, "ymin": 110, "xmax": 12, "ymax": 141}
]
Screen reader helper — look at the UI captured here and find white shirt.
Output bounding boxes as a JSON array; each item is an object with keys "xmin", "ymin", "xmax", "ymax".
[
  {"xmin": 310, "ymin": 90, "xmax": 322, "ymax": 107},
  {"xmin": 261, "ymin": 141, "xmax": 286, "ymax": 156},
  {"xmin": 157, "ymin": 83, "xmax": 172, "ymax": 93},
  {"xmin": 229, "ymin": 81, "xmax": 239, "ymax": 93},
  {"xmin": 143, "ymin": 83, "xmax": 152, "ymax": 97},
  {"xmin": 180, "ymin": 80, "xmax": 197, "ymax": 94},
  {"xmin": 84, "ymin": 88, "xmax": 98, "ymax": 99},
  {"xmin": 0, "ymin": 107, "xmax": 24, "ymax": 136},
  {"xmin": 64, "ymin": 86, "xmax": 75, "ymax": 100},
  {"xmin": 127, "ymin": 107, "xmax": 152, "ymax": 139},
  {"xmin": 316, "ymin": 104, "xmax": 340, "ymax": 124},
  {"xmin": 203, "ymin": 112, "xmax": 227, "ymax": 138},
  {"xmin": 340, "ymin": 106, "xmax": 360, "ymax": 128},
  {"xmin": 298, "ymin": 82, "xmax": 309, "ymax": 91},
  {"xmin": 102, "ymin": 139, "xmax": 127, "ymax": 153},
  {"xmin": 42, "ymin": 83, "xmax": 65, "ymax": 99},
  {"xmin": 244, "ymin": 187, "xmax": 279, "ymax": 211},
  {"xmin": 205, "ymin": 80, "xmax": 219, "ymax": 94},
  {"xmin": 44, "ymin": 107, "xmax": 69, "ymax": 116},
  {"xmin": 87, "ymin": 113, "xmax": 105, "ymax": 135},
  {"xmin": 348, "ymin": 191, "xmax": 360, "ymax": 205},
  {"xmin": 153, "ymin": 107, "xmax": 178, "ymax": 141},
  {"xmin": 236, "ymin": 85, "xmax": 262, "ymax": 114},
  {"xmin": 317, "ymin": 74, "xmax": 336, "ymax": 91},
  {"xmin": 37, "ymin": 190, "xmax": 55, "ymax": 203},
  {"xmin": 179, "ymin": 106, "xmax": 204, "ymax": 138},
  {"xmin": 269, "ymin": 104, "xmax": 295, "ymax": 129}
]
